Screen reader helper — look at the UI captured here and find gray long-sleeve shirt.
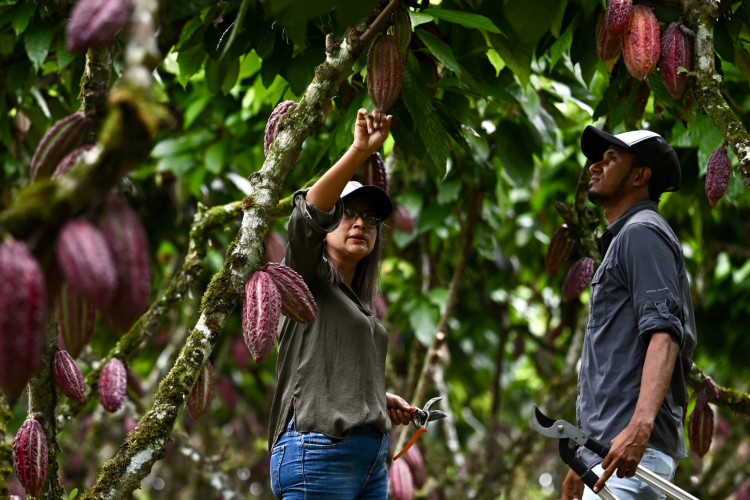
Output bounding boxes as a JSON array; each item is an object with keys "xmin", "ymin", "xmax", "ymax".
[
  {"xmin": 268, "ymin": 190, "xmax": 390, "ymax": 452},
  {"xmin": 577, "ymin": 200, "xmax": 697, "ymax": 467}
]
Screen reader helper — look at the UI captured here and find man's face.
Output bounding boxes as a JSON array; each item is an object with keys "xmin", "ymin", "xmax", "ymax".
[{"xmin": 587, "ymin": 144, "xmax": 639, "ymax": 206}]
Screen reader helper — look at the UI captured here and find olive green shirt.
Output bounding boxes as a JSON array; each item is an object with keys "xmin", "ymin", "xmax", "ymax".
[{"xmin": 268, "ymin": 190, "xmax": 390, "ymax": 452}]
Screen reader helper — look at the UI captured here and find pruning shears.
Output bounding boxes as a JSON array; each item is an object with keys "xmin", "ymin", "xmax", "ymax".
[
  {"xmin": 530, "ymin": 404, "xmax": 699, "ymax": 500},
  {"xmin": 393, "ymin": 396, "xmax": 447, "ymax": 461}
]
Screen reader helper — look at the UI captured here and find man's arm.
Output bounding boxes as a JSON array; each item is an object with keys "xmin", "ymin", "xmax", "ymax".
[{"xmin": 592, "ymin": 331, "xmax": 679, "ymax": 493}]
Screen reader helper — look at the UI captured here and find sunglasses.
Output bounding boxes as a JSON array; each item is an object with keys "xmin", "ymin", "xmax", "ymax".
[{"xmin": 343, "ymin": 208, "xmax": 383, "ymax": 228}]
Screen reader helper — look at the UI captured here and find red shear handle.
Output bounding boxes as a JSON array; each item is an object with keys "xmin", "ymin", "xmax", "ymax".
[{"xmin": 393, "ymin": 427, "xmax": 426, "ymax": 461}]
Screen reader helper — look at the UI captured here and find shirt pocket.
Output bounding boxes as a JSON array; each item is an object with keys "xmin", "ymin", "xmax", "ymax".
[{"xmin": 586, "ymin": 264, "xmax": 607, "ymax": 331}]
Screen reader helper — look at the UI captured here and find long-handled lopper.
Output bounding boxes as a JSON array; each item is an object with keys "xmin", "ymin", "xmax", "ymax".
[{"xmin": 530, "ymin": 404, "xmax": 699, "ymax": 500}]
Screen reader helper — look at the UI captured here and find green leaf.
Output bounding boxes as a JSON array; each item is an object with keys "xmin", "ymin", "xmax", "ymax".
[
  {"xmin": 221, "ymin": 57, "xmax": 240, "ymax": 94},
  {"xmin": 493, "ymin": 119, "xmax": 535, "ymax": 187},
  {"xmin": 486, "ymin": 33, "xmax": 531, "ymax": 89},
  {"xmin": 503, "ymin": 0, "xmax": 562, "ymax": 46},
  {"xmin": 421, "ymin": 8, "xmax": 502, "ymax": 34},
  {"xmin": 205, "ymin": 58, "xmax": 226, "ymax": 94},
  {"xmin": 204, "ymin": 141, "xmax": 226, "ymax": 174},
  {"xmin": 408, "ymin": 300, "xmax": 438, "ymax": 346},
  {"xmin": 176, "ymin": 44, "xmax": 206, "ymax": 87},
  {"xmin": 8, "ymin": 2, "xmax": 35, "ymax": 34},
  {"xmin": 184, "ymin": 93, "xmax": 212, "ymax": 128},
  {"xmin": 416, "ymin": 29, "xmax": 461, "ymax": 75},
  {"xmin": 23, "ymin": 22, "xmax": 52, "ymax": 71}
]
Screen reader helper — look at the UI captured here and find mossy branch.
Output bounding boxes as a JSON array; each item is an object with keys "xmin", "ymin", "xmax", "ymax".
[{"xmin": 689, "ymin": 364, "xmax": 750, "ymax": 415}]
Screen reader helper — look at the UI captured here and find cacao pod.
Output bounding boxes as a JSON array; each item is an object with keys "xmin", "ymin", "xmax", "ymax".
[
  {"xmin": 703, "ymin": 375, "xmax": 719, "ymax": 400},
  {"xmin": 56, "ymin": 280, "xmax": 96, "ymax": 359},
  {"xmin": 52, "ymin": 144, "xmax": 94, "ymax": 179},
  {"xmin": 53, "ymin": 349, "xmax": 86, "ymax": 402},
  {"xmin": 0, "ymin": 240, "xmax": 46, "ymax": 399},
  {"xmin": 391, "ymin": 5, "xmax": 412, "ymax": 57},
  {"xmin": 187, "ymin": 360, "xmax": 214, "ymax": 420},
  {"xmin": 366, "ymin": 34, "xmax": 403, "ymax": 112},
  {"xmin": 621, "ymin": 5, "xmax": 660, "ymax": 81},
  {"xmin": 545, "ymin": 224, "xmax": 574, "ymax": 275},
  {"xmin": 13, "ymin": 419, "xmax": 48, "ymax": 498},
  {"xmin": 389, "ymin": 458, "xmax": 415, "ymax": 500},
  {"xmin": 597, "ymin": 16, "xmax": 621, "ymax": 63},
  {"xmin": 705, "ymin": 143, "xmax": 730, "ymax": 206},
  {"xmin": 66, "ymin": 0, "xmax": 133, "ymax": 53},
  {"xmin": 660, "ymin": 22, "xmax": 694, "ymax": 100},
  {"xmin": 30, "ymin": 112, "xmax": 92, "ymax": 181},
  {"xmin": 56, "ymin": 219, "xmax": 118, "ymax": 309},
  {"xmin": 360, "ymin": 151, "xmax": 389, "ymax": 194},
  {"xmin": 97, "ymin": 194, "xmax": 152, "ymax": 332},
  {"xmin": 264, "ymin": 263, "xmax": 317, "ymax": 324},
  {"xmin": 264, "ymin": 100, "xmax": 298, "ymax": 156},
  {"xmin": 562, "ymin": 257, "xmax": 595, "ymax": 302},
  {"xmin": 242, "ymin": 270, "xmax": 282, "ymax": 363},
  {"xmin": 688, "ymin": 390, "xmax": 714, "ymax": 457},
  {"xmin": 604, "ymin": 0, "xmax": 632, "ymax": 35},
  {"xmin": 403, "ymin": 443, "xmax": 426, "ymax": 488},
  {"xmin": 264, "ymin": 232, "xmax": 287, "ymax": 265},
  {"xmin": 99, "ymin": 357, "xmax": 127, "ymax": 412},
  {"xmin": 392, "ymin": 204, "xmax": 415, "ymax": 234}
]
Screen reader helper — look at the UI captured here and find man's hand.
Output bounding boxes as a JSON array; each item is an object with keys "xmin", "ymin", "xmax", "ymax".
[
  {"xmin": 386, "ymin": 392, "xmax": 413, "ymax": 426},
  {"xmin": 561, "ymin": 468, "xmax": 584, "ymax": 500},
  {"xmin": 352, "ymin": 108, "xmax": 392, "ymax": 155},
  {"xmin": 592, "ymin": 419, "xmax": 651, "ymax": 493}
]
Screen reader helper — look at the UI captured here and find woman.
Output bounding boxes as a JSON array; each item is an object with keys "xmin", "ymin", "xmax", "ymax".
[{"xmin": 268, "ymin": 108, "xmax": 413, "ymax": 499}]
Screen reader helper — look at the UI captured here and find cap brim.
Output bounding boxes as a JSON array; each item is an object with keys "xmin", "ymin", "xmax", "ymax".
[
  {"xmin": 341, "ymin": 183, "xmax": 393, "ymax": 218},
  {"xmin": 580, "ymin": 125, "xmax": 633, "ymax": 162}
]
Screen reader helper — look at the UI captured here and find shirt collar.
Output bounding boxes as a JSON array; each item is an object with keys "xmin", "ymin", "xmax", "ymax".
[{"xmin": 598, "ymin": 200, "xmax": 659, "ymax": 256}]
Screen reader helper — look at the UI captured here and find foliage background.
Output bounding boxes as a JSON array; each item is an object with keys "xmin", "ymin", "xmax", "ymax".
[{"xmin": 1, "ymin": 0, "xmax": 749, "ymax": 498}]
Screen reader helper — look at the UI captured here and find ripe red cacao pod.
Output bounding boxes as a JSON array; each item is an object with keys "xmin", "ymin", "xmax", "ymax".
[
  {"xmin": 403, "ymin": 443, "xmax": 426, "ymax": 488},
  {"xmin": 545, "ymin": 224, "xmax": 575, "ymax": 275},
  {"xmin": 621, "ymin": 5, "xmax": 660, "ymax": 81},
  {"xmin": 53, "ymin": 349, "xmax": 86, "ymax": 402},
  {"xmin": 66, "ymin": 0, "xmax": 133, "ymax": 53},
  {"xmin": 562, "ymin": 257, "xmax": 595, "ymax": 302},
  {"xmin": 52, "ymin": 144, "xmax": 94, "ymax": 179},
  {"xmin": 97, "ymin": 194, "xmax": 152, "ymax": 332},
  {"xmin": 0, "ymin": 240, "xmax": 46, "ymax": 399},
  {"xmin": 242, "ymin": 270, "xmax": 282, "ymax": 363},
  {"xmin": 597, "ymin": 17, "xmax": 621, "ymax": 63},
  {"xmin": 264, "ymin": 100, "xmax": 298, "ymax": 156},
  {"xmin": 360, "ymin": 151, "xmax": 389, "ymax": 194},
  {"xmin": 596, "ymin": 0, "xmax": 631, "ymax": 62},
  {"xmin": 688, "ymin": 390, "xmax": 714, "ymax": 457},
  {"xmin": 264, "ymin": 232, "xmax": 287, "ymax": 264},
  {"xmin": 99, "ymin": 357, "xmax": 127, "ymax": 412},
  {"xmin": 30, "ymin": 112, "xmax": 92, "ymax": 181},
  {"xmin": 56, "ymin": 219, "xmax": 118, "ymax": 309},
  {"xmin": 13, "ymin": 419, "xmax": 48, "ymax": 498},
  {"xmin": 56, "ymin": 280, "xmax": 96, "ymax": 359},
  {"xmin": 264, "ymin": 263, "xmax": 317, "ymax": 324},
  {"xmin": 392, "ymin": 204, "xmax": 415, "ymax": 234},
  {"xmin": 187, "ymin": 360, "xmax": 214, "ymax": 420},
  {"xmin": 391, "ymin": 5, "xmax": 412, "ymax": 58},
  {"xmin": 660, "ymin": 22, "xmax": 694, "ymax": 100},
  {"xmin": 367, "ymin": 34, "xmax": 403, "ymax": 112},
  {"xmin": 705, "ymin": 143, "xmax": 730, "ymax": 206},
  {"xmin": 389, "ymin": 458, "xmax": 414, "ymax": 500}
]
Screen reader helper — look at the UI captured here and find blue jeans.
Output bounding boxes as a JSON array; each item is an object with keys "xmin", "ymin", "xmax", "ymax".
[
  {"xmin": 582, "ymin": 447, "xmax": 677, "ymax": 500},
  {"xmin": 270, "ymin": 416, "xmax": 390, "ymax": 499}
]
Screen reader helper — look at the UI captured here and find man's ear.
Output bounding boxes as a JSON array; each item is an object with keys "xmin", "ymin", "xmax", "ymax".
[{"xmin": 633, "ymin": 166, "xmax": 652, "ymax": 187}]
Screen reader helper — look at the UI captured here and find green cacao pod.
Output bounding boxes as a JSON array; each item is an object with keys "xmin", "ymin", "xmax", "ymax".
[
  {"xmin": 621, "ymin": 5, "xmax": 660, "ymax": 81},
  {"xmin": 705, "ymin": 143, "xmax": 730, "ymax": 206},
  {"xmin": 0, "ymin": 240, "xmax": 46, "ymax": 399},
  {"xmin": 66, "ymin": 0, "xmax": 133, "ymax": 53},
  {"xmin": 264, "ymin": 263, "xmax": 317, "ymax": 324},
  {"xmin": 366, "ymin": 34, "xmax": 403, "ymax": 112},
  {"xmin": 389, "ymin": 458, "xmax": 414, "ymax": 500},
  {"xmin": 688, "ymin": 390, "xmax": 714, "ymax": 457},
  {"xmin": 56, "ymin": 280, "xmax": 96, "ymax": 359},
  {"xmin": 13, "ymin": 418, "xmax": 48, "ymax": 498},
  {"xmin": 99, "ymin": 357, "xmax": 127, "ymax": 412},
  {"xmin": 242, "ymin": 270, "xmax": 282, "ymax": 363},
  {"xmin": 187, "ymin": 360, "xmax": 214, "ymax": 420},
  {"xmin": 56, "ymin": 219, "xmax": 118, "ymax": 309},
  {"xmin": 97, "ymin": 194, "xmax": 152, "ymax": 332},
  {"xmin": 562, "ymin": 257, "xmax": 595, "ymax": 302},
  {"xmin": 53, "ymin": 349, "xmax": 86, "ymax": 402},
  {"xmin": 660, "ymin": 22, "xmax": 694, "ymax": 100},
  {"xmin": 30, "ymin": 112, "xmax": 92, "ymax": 181},
  {"xmin": 545, "ymin": 224, "xmax": 574, "ymax": 275}
]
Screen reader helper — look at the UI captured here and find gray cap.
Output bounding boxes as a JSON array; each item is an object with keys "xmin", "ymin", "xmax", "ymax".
[
  {"xmin": 581, "ymin": 125, "xmax": 681, "ymax": 192},
  {"xmin": 341, "ymin": 181, "xmax": 393, "ymax": 218}
]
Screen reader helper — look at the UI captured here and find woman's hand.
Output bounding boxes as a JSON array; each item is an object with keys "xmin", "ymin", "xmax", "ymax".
[
  {"xmin": 352, "ymin": 108, "xmax": 392, "ymax": 155},
  {"xmin": 386, "ymin": 392, "xmax": 413, "ymax": 426}
]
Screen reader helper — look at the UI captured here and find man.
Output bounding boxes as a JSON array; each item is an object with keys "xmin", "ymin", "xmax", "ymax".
[{"xmin": 561, "ymin": 126, "xmax": 697, "ymax": 500}]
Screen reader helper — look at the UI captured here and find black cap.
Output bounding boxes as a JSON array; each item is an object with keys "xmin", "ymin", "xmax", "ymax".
[
  {"xmin": 340, "ymin": 181, "xmax": 393, "ymax": 218},
  {"xmin": 581, "ymin": 125, "xmax": 681, "ymax": 192}
]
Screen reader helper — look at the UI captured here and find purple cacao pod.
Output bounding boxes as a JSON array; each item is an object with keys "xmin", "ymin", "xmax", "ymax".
[
  {"xmin": 55, "ymin": 280, "xmax": 96, "ymax": 359},
  {"xmin": 99, "ymin": 357, "xmax": 127, "ymax": 412},
  {"xmin": 562, "ymin": 257, "xmax": 595, "ymax": 302},
  {"xmin": 13, "ymin": 419, "xmax": 48, "ymax": 498},
  {"xmin": 366, "ymin": 34, "xmax": 403, "ymax": 112},
  {"xmin": 66, "ymin": 0, "xmax": 133, "ymax": 53},
  {"xmin": 242, "ymin": 270, "xmax": 282, "ymax": 363},
  {"xmin": 264, "ymin": 263, "xmax": 317, "ymax": 324},
  {"xmin": 187, "ymin": 360, "xmax": 214, "ymax": 420},
  {"xmin": 53, "ymin": 349, "xmax": 86, "ymax": 402}
]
